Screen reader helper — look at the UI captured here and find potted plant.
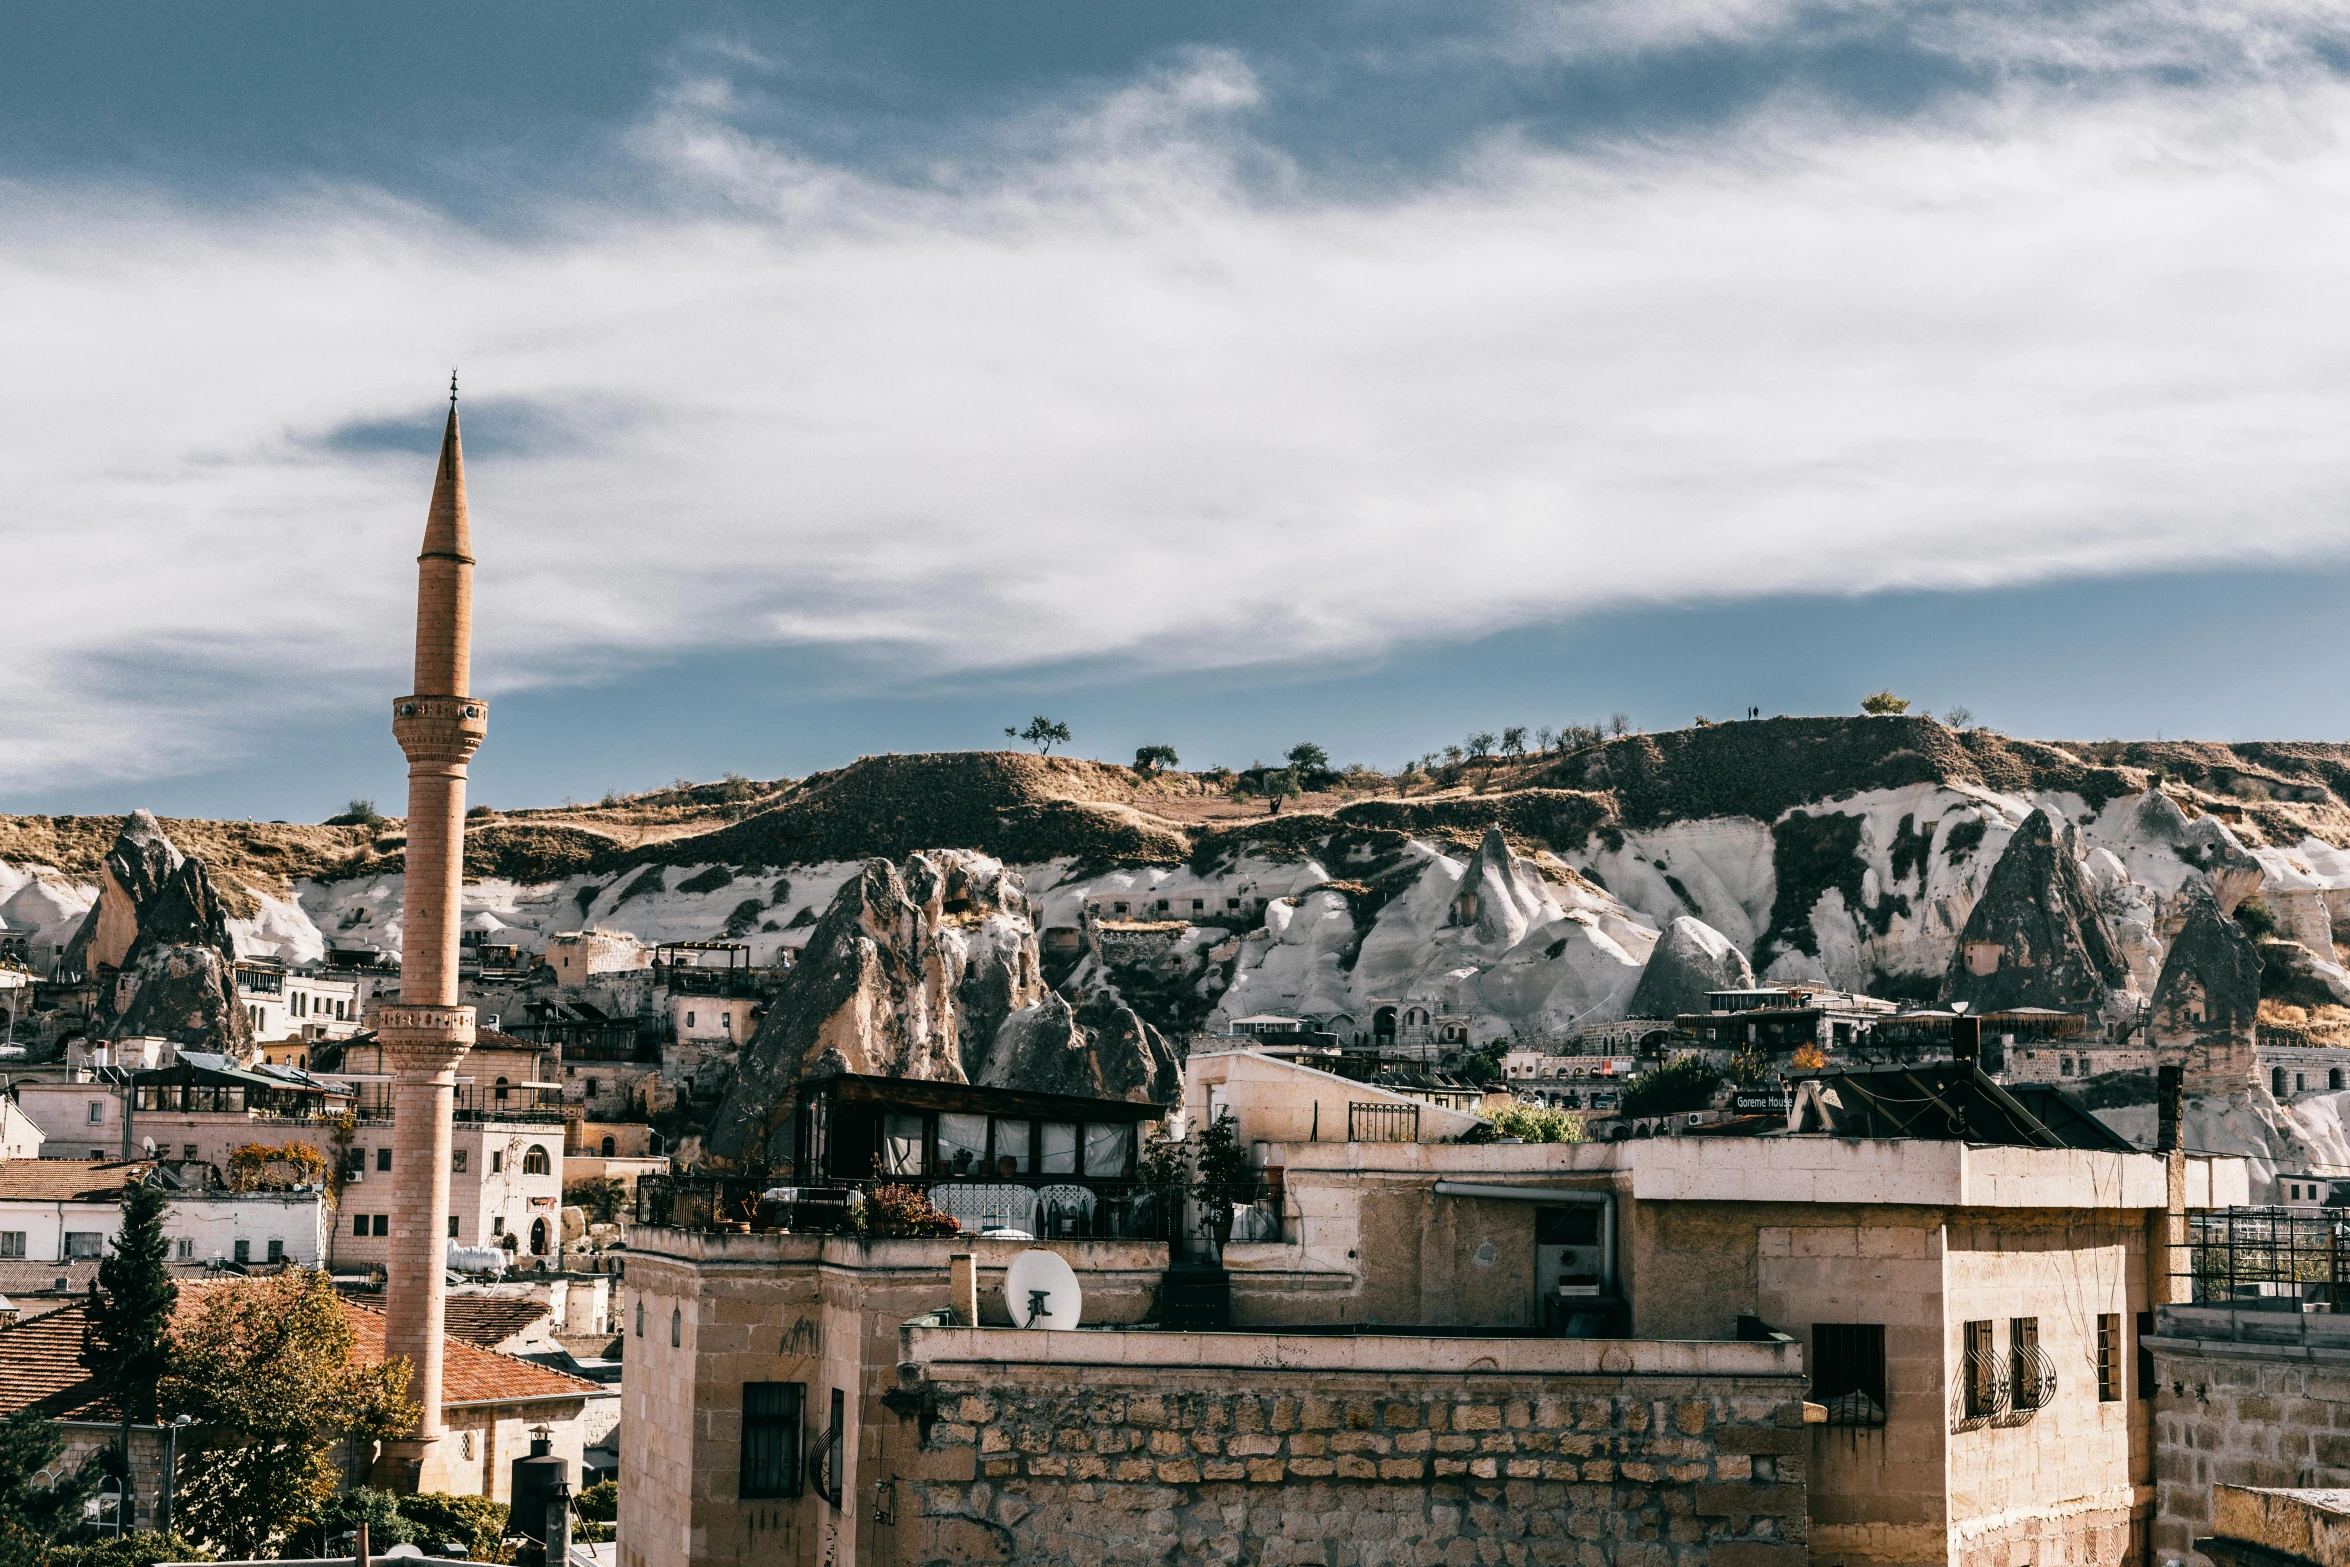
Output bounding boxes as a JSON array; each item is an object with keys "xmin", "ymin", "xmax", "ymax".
[{"xmin": 1191, "ymin": 1111, "xmax": 1256, "ymax": 1261}]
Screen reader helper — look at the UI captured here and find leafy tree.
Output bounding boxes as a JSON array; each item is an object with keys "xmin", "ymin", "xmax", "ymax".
[
  {"xmin": 1860, "ymin": 690, "xmax": 1910, "ymax": 715},
  {"xmin": 573, "ymin": 1482, "xmax": 618, "ymax": 1524},
  {"xmin": 1536, "ymin": 727, "xmax": 1555, "ymax": 752},
  {"xmin": 1617, "ymin": 1055, "xmax": 1722, "ymax": 1119},
  {"xmin": 1190, "ymin": 1111, "xmax": 1256, "ymax": 1219},
  {"xmin": 1499, "ymin": 726, "xmax": 1528, "ymax": 759},
  {"xmin": 1132, "ymin": 744, "xmax": 1179, "ymax": 775},
  {"xmin": 82, "ymin": 1178, "xmax": 177, "ymax": 1424},
  {"xmin": 347, "ymin": 799, "xmax": 380, "ymax": 822},
  {"xmin": 1284, "ymin": 742, "xmax": 1329, "ymax": 775},
  {"xmin": 1442, "ymin": 744, "xmax": 1463, "ymax": 767},
  {"xmin": 1004, "ymin": 717, "xmax": 1071, "ymax": 754},
  {"xmin": 1259, "ymin": 769, "xmax": 1302, "ymax": 815},
  {"xmin": 1461, "ymin": 1039, "xmax": 1509, "ymax": 1086},
  {"xmin": 0, "ymin": 1410, "xmax": 101, "ymax": 1567},
  {"xmin": 1465, "ymin": 732, "xmax": 1496, "ymax": 761},
  {"xmin": 1727, "ymin": 1044, "xmax": 1774, "ymax": 1087},
  {"xmin": 162, "ymin": 1271, "xmax": 417, "ymax": 1560}
]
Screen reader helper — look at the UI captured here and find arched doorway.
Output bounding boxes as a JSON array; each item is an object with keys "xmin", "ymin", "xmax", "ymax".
[
  {"xmin": 1373, "ymin": 1006, "xmax": 1397, "ymax": 1043},
  {"xmin": 529, "ymin": 1217, "xmax": 549, "ymax": 1256},
  {"xmin": 600, "ymin": 1136, "xmax": 616, "ymax": 1157}
]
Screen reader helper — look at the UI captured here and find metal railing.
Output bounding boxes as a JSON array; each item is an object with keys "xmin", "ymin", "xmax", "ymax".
[
  {"xmin": 634, "ymin": 1173, "xmax": 1210, "ymax": 1242},
  {"xmin": 2178, "ymin": 1207, "xmax": 2350, "ymax": 1311},
  {"xmin": 1348, "ymin": 1102, "xmax": 1420, "ymax": 1142}
]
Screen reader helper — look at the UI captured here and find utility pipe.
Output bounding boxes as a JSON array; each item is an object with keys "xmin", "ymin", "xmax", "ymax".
[{"xmin": 1430, "ymin": 1181, "xmax": 1617, "ymax": 1300}]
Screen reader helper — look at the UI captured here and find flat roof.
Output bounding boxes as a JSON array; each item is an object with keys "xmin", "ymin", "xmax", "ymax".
[{"xmin": 801, "ymin": 1072, "xmax": 1168, "ymax": 1122}]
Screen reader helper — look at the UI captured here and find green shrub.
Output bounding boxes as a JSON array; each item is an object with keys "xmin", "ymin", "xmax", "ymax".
[
  {"xmin": 397, "ymin": 1492, "xmax": 512, "ymax": 1563},
  {"xmin": 1484, "ymin": 1102, "xmax": 1584, "ymax": 1144},
  {"xmin": 574, "ymin": 1480, "xmax": 618, "ymax": 1523},
  {"xmin": 52, "ymin": 1533, "xmax": 217, "ymax": 1567},
  {"xmin": 310, "ymin": 1488, "xmax": 419, "ymax": 1553}
]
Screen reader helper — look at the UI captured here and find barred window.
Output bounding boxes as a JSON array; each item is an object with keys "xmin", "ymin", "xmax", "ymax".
[
  {"xmin": 2010, "ymin": 1317, "xmax": 2050, "ymax": 1411},
  {"xmin": 2096, "ymin": 1313, "xmax": 2121, "ymax": 1402},
  {"xmin": 1963, "ymin": 1319, "xmax": 1999, "ymax": 1418},
  {"xmin": 1810, "ymin": 1324, "xmax": 1887, "ymax": 1427},
  {"xmin": 741, "ymin": 1382, "xmax": 805, "ymax": 1499}
]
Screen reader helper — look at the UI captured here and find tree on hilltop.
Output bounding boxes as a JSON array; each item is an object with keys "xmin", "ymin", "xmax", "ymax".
[
  {"xmin": 1284, "ymin": 742, "xmax": 1328, "ymax": 774},
  {"xmin": 1133, "ymin": 744, "xmax": 1179, "ymax": 775},
  {"xmin": 1005, "ymin": 717, "xmax": 1072, "ymax": 754},
  {"xmin": 1608, "ymin": 713, "xmax": 1630, "ymax": 737},
  {"xmin": 1861, "ymin": 691, "xmax": 1910, "ymax": 716},
  {"xmin": 1500, "ymin": 727, "xmax": 1528, "ymax": 759},
  {"xmin": 1465, "ymin": 732, "xmax": 1496, "ymax": 761}
]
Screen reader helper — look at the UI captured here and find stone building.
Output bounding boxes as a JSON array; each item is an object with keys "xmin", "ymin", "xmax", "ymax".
[{"xmin": 617, "ymin": 1048, "xmax": 2247, "ymax": 1567}]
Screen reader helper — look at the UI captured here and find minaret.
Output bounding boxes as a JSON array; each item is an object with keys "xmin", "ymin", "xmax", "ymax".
[{"xmin": 375, "ymin": 379, "xmax": 488, "ymax": 1493}]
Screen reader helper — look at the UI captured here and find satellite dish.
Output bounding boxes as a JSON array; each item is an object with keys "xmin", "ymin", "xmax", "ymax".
[{"xmin": 1002, "ymin": 1249, "xmax": 1082, "ymax": 1331}]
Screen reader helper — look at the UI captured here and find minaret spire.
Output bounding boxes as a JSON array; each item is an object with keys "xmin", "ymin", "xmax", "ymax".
[{"xmin": 376, "ymin": 381, "xmax": 491, "ymax": 1494}]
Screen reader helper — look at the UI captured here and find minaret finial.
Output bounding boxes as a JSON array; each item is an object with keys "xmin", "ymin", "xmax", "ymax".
[{"xmin": 449, "ymin": 367, "xmax": 458, "ymax": 408}]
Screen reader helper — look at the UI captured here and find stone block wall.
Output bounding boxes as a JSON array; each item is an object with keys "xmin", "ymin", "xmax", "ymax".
[
  {"xmin": 2151, "ymin": 1307, "xmax": 2350, "ymax": 1567},
  {"xmin": 885, "ymin": 1348, "xmax": 1809, "ymax": 1567}
]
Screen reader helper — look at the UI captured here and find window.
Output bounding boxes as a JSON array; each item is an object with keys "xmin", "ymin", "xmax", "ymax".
[
  {"xmin": 1114, "ymin": 902, "xmax": 1129, "ymax": 914},
  {"xmin": 880, "ymin": 1114, "xmax": 925, "ymax": 1176},
  {"xmin": 377, "ymin": 1147, "xmax": 392, "ymax": 1172},
  {"xmin": 1082, "ymin": 1122, "xmax": 1133, "ymax": 1178},
  {"xmin": 492, "ymin": 1216, "xmax": 505, "ymax": 1235},
  {"xmin": 2137, "ymin": 1311, "xmax": 2156, "ymax": 1402},
  {"xmin": 523, "ymin": 1145, "xmax": 550, "ymax": 1175},
  {"xmin": 739, "ymin": 1382, "xmax": 805, "ymax": 1498},
  {"xmin": 64, "ymin": 1233, "xmax": 103, "ymax": 1259},
  {"xmin": 1963, "ymin": 1319, "xmax": 1998, "ymax": 1418},
  {"xmin": 1155, "ymin": 900, "xmax": 1169, "ymax": 913},
  {"xmin": 2298, "ymin": 1073, "xmax": 2309, "ymax": 1094},
  {"xmin": 1192, "ymin": 900, "xmax": 1204, "ymax": 913},
  {"xmin": 670, "ymin": 1305, "xmax": 681, "ymax": 1347},
  {"xmin": 233, "ymin": 1239, "xmax": 250, "ymax": 1264},
  {"xmin": 492, "ymin": 1152, "xmax": 503, "ymax": 1173},
  {"xmin": 461, "ymin": 1431, "xmax": 474, "ymax": 1460},
  {"xmin": 1040, "ymin": 1122, "xmax": 1078, "ymax": 1175},
  {"xmin": 448, "ymin": 1216, "xmax": 459, "ymax": 1238},
  {"xmin": 372, "ymin": 1215, "xmax": 389, "ymax": 1237},
  {"xmin": 1227, "ymin": 898, "xmax": 1241, "ymax": 910},
  {"xmin": 938, "ymin": 1114, "xmax": 989, "ymax": 1177},
  {"xmin": 2059, "ymin": 1055, "xmax": 2074, "ymax": 1077},
  {"xmin": 452, "ymin": 1150, "xmax": 467, "ymax": 1174},
  {"xmin": 86, "ymin": 1102, "xmax": 103, "ymax": 1124},
  {"xmin": 2276, "ymin": 1067, "xmax": 2290, "ymax": 1096},
  {"xmin": 992, "ymin": 1119, "xmax": 1030, "ymax": 1176},
  {"xmin": 722, "ymin": 1012, "xmax": 733, "ymax": 1032},
  {"xmin": 1810, "ymin": 1324, "xmax": 1888, "ymax": 1426},
  {"xmin": 2010, "ymin": 1317, "xmax": 2049, "ymax": 1411},
  {"xmin": 495, "ymin": 1077, "xmax": 510, "ymax": 1101},
  {"xmin": 175, "ymin": 1238, "xmax": 192, "ymax": 1260},
  {"xmin": 354, "ymin": 1214, "xmax": 370, "ymax": 1237},
  {"xmin": 2097, "ymin": 1314, "xmax": 2120, "ymax": 1401},
  {"xmin": 0, "ymin": 1233, "xmax": 23, "ymax": 1259},
  {"xmin": 586, "ymin": 1078, "xmax": 600, "ymax": 1098},
  {"xmin": 685, "ymin": 1012, "xmax": 695, "ymax": 1028},
  {"xmin": 817, "ymin": 1387, "xmax": 846, "ymax": 1508},
  {"xmin": 182, "ymin": 1144, "xmax": 198, "ymax": 1160}
]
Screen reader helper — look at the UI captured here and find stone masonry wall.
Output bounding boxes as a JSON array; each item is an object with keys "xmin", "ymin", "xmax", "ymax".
[
  {"xmin": 883, "ymin": 1360, "xmax": 1810, "ymax": 1567},
  {"xmin": 2151, "ymin": 1309, "xmax": 2350, "ymax": 1567}
]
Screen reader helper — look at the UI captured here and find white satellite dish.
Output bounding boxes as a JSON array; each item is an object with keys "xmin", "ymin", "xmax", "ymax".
[{"xmin": 1002, "ymin": 1249, "xmax": 1083, "ymax": 1331}]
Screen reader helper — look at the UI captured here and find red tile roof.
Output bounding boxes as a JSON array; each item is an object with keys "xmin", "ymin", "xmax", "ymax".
[
  {"xmin": 443, "ymin": 1295, "xmax": 552, "ymax": 1349},
  {"xmin": 0, "ymin": 1283, "xmax": 598, "ymax": 1420}
]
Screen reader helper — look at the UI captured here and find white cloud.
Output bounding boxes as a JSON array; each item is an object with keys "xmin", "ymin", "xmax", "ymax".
[{"xmin": 5, "ymin": 45, "xmax": 2350, "ymax": 789}]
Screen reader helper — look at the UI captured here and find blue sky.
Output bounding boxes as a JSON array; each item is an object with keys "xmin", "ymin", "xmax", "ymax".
[{"xmin": 5, "ymin": 2, "xmax": 2350, "ymax": 819}]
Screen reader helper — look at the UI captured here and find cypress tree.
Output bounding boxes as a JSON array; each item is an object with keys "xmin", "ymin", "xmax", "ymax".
[{"xmin": 81, "ymin": 1176, "xmax": 179, "ymax": 1424}]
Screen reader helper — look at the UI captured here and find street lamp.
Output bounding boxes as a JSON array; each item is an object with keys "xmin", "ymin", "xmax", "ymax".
[{"xmin": 160, "ymin": 1414, "xmax": 192, "ymax": 1536}]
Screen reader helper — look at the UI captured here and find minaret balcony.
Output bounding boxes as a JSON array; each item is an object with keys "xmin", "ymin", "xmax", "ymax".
[{"xmin": 392, "ymin": 694, "xmax": 490, "ymax": 766}]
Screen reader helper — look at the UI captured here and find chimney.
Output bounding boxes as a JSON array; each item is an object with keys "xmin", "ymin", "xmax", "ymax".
[
  {"xmin": 1951, "ymin": 1015, "xmax": 1981, "ymax": 1070},
  {"xmin": 2157, "ymin": 1063, "xmax": 2183, "ymax": 1153},
  {"xmin": 949, "ymin": 1253, "xmax": 978, "ymax": 1327}
]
